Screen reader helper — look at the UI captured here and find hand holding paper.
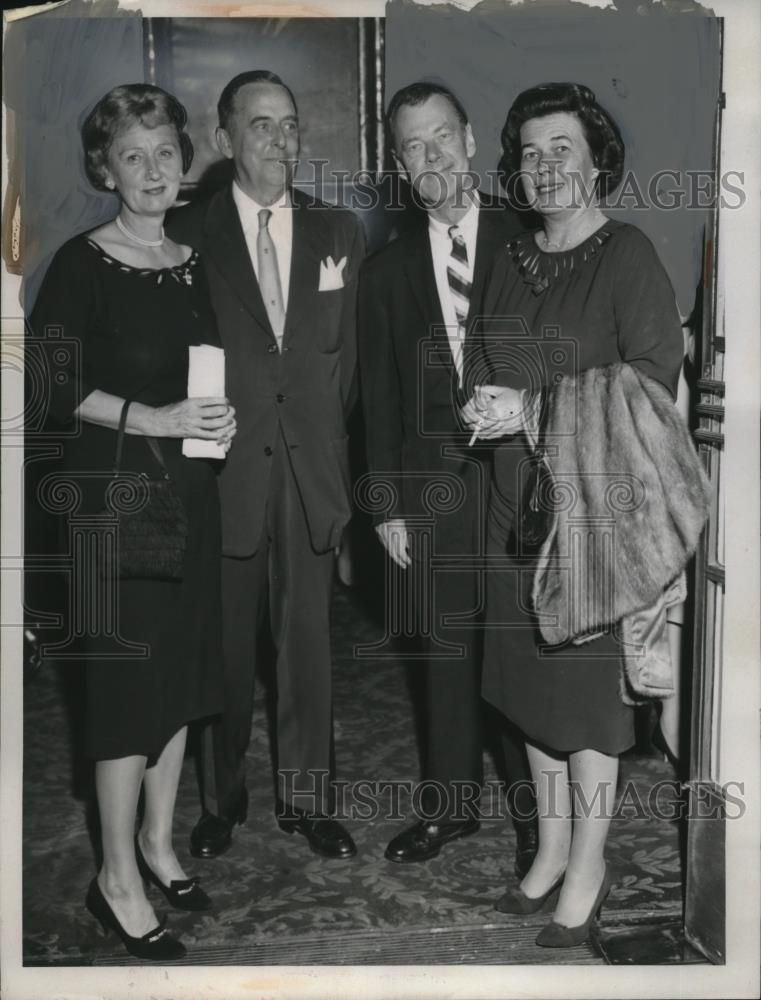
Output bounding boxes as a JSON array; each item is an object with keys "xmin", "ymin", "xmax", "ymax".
[{"xmin": 183, "ymin": 345, "xmax": 229, "ymax": 459}]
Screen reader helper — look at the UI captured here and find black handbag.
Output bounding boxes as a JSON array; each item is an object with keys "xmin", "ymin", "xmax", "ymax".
[
  {"xmin": 518, "ymin": 447, "xmax": 555, "ymax": 552},
  {"xmin": 515, "ymin": 389, "xmax": 556, "ymax": 552},
  {"xmin": 102, "ymin": 400, "xmax": 188, "ymax": 581}
]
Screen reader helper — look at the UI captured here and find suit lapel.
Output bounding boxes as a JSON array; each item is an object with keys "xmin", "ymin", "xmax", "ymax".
[
  {"xmin": 469, "ymin": 203, "xmax": 510, "ymax": 322},
  {"xmin": 403, "ymin": 202, "xmax": 514, "ymax": 375},
  {"xmin": 284, "ymin": 189, "xmax": 324, "ymax": 342},
  {"xmin": 402, "ymin": 227, "xmax": 453, "ymax": 369},
  {"xmin": 403, "ymin": 227, "xmax": 443, "ymax": 326},
  {"xmin": 204, "ymin": 185, "xmax": 274, "ymax": 338}
]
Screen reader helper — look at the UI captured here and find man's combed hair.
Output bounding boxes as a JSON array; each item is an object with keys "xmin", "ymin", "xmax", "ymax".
[
  {"xmin": 500, "ymin": 82, "xmax": 625, "ymax": 201},
  {"xmin": 217, "ymin": 70, "xmax": 298, "ymax": 132},
  {"xmin": 386, "ymin": 81, "xmax": 469, "ymax": 151},
  {"xmin": 82, "ymin": 84, "xmax": 193, "ymax": 192}
]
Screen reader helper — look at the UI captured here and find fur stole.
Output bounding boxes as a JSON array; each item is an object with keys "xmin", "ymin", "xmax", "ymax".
[{"xmin": 531, "ymin": 363, "xmax": 710, "ymax": 658}]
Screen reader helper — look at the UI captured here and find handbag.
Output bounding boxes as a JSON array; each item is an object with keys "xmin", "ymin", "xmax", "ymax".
[
  {"xmin": 517, "ymin": 388, "xmax": 555, "ymax": 552},
  {"xmin": 102, "ymin": 400, "xmax": 189, "ymax": 580},
  {"xmin": 518, "ymin": 446, "xmax": 555, "ymax": 551}
]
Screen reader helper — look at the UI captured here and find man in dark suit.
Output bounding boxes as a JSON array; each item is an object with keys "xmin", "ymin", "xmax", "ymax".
[
  {"xmin": 168, "ymin": 70, "xmax": 364, "ymax": 859},
  {"xmin": 358, "ymin": 82, "xmax": 537, "ymax": 872}
]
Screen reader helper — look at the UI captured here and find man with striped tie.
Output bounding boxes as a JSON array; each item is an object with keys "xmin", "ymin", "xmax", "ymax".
[{"xmin": 358, "ymin": 82, "xmax": 538, "ymax": 870}]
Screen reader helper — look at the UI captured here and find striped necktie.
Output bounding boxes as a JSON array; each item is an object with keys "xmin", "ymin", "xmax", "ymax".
[
  {"xmin": 257, "ymin": 208, "xmax": 286, "ymax": 350},
  {"xmin": 447, "ymin": 225, "xmax": 471, "ymax": 377}
]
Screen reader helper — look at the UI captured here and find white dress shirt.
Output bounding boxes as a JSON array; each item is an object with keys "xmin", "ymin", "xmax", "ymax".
[
  {"xmin": 428, "ymin": 193, "xmax": 480, "ymax": 383},
  {"xmin": 232, "ymin": 181, "xmax": 293, "ymax": 312}
]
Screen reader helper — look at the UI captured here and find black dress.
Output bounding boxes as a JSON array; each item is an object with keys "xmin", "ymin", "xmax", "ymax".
[
  {"xmin": 478, "ymin": 220, "xmax": 685, "ymax": 755},
  {"xmin": 30, "ymin": 236, "xmax": 224, "ymax": 760}
]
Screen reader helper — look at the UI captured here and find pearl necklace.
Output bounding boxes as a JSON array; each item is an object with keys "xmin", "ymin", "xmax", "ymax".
[
  {"xmin": 116, "ymin": 214, "xmax": 164, "ymax": 248},
  {"xmin": 540, "ymin": 217, "xmax": 604, "ymax": 252},
  {"xmin": 540, "ymin": 233, "xmax": 564, "ymax": 250}
]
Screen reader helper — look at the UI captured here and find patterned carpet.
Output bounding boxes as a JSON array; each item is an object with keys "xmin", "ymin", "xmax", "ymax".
[{"xmin": 23, "ymin": 578, "xmax": 684, "ymax": 967}]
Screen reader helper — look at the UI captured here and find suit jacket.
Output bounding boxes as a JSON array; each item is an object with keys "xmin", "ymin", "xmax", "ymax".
[
  {"xmin": 358, "ymin": 196, "xmax": 521, "ymax": 524},
  {"xmin": 168, "ymin": 186, "xmax": 365, "ymax": 557}
]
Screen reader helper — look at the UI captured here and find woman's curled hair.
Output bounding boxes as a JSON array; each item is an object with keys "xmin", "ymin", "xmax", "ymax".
[{"xmin": 82, "ymin": 83, "xmax": 194, "ymax": 192}]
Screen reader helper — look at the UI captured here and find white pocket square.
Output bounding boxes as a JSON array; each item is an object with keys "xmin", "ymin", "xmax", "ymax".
[{"xmin": 319, "ymin": 255, "xmax": 347, "ymax": 291}]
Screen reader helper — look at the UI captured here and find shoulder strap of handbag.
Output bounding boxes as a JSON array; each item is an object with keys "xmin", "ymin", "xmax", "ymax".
[{"xmin": 112, "ymin": 400, "xmax": 171, "ymax": 478}]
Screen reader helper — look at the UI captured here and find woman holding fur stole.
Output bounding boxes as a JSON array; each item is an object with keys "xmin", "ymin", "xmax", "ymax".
[{"xmin": 462, "ymin": 82, "xmax": 700, "ymax": 948}]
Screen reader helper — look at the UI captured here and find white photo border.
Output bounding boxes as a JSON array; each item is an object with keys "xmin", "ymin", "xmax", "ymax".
[{"xmin": 2, "ymin": 0, "xmax": 758, "ymax": 997}]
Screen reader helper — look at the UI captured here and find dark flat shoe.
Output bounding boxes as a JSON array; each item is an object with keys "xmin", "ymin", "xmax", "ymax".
[
  {"xmin": 135, "ymin": 838, "xmax": 212, "ymax": 911},
  {"xmin": 85, "ymin": 877, "xmax": 186, "ymax": 962},
  {"xmin": 535, "ymin": 864, "xmax": 613, "ymax": 948},
  {"xmin": 384, "ymin": 818, "xmax": 480, "ymax": 863}
]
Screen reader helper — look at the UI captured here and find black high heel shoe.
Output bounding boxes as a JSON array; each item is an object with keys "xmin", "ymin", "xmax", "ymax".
[
  {"xmin": 535, "ymin": 864, "xmax": 613, "ymax": 948},
  {"xmin": 85, "ymin": 877, "xmax": 186, "ymax": 961},
  {"xmin": 495, "ymin": 871, "xmax": 565, "ymax": 915},
  {"xmin": 135, "ymin": 838, "xmax": 212, "ymax": 911}
]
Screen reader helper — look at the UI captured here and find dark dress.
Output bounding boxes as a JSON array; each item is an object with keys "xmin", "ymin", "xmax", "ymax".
[
  {"xmin": 478, "ymin": 220, "xmax": 685, "ymax": 755},
  {"xmin": 30, "ymin": 235, "xmax": 224, "ymax": 760}
]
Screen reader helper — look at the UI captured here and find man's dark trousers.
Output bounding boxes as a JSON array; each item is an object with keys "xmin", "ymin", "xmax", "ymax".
[{"xmin": 202, "ymin": 431, "xmax": 335, "ymax": 819}]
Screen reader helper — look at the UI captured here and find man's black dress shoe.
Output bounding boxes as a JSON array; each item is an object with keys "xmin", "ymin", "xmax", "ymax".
[
  {"xmin": 513, "ymin": 820, "xmax": 539, "ymax": 879},
  {"xmin": 189, "ymin": 788, "xmax": 248, "ymax": 860},
  {"xmin": 277, "ymin": 813, "xmax": 357, "ymax": 859},
  {"xmin": 385, "ymin": 818, "xmax": 480, "ymax": 863}
]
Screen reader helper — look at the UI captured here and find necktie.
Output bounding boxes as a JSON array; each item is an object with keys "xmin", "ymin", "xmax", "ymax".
[
  {"xmin": 257, "ymin": 208, "xmax": 286, "ymax": 349},
  {"xmin": 447, "ymin": 225, "xmax": 472, "ymax": 378}
]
